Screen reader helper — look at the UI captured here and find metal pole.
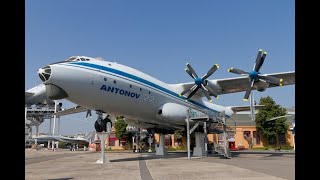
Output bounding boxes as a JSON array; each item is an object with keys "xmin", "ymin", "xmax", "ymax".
[
  {"xmin": 101, "ymin": 133, "xmax": 105, "ymax": 163},
  {"xmin": 57, "ymin": 116, "xmax": 60, "ymax": 136},
  {"xmin": 49, "ymin": 118, "xmax": 52, "ymax": 135},
  {"xmin": 186, "ymin": 109, "xmax": 191, "ymax": 159},
  {"xmin": 52, "ymin": 101, "xmax": 57, "ymax": 135},
  {"xmin": 222, "ymin": 111, "xmax": 229, "ymax": 158},
  {"xmin": 36, "ymin": 125, "xmax": 39, "ymax": 137},
  {"xmin": 204, "ymin": 121, "xmax": 208, "ymax": 156},
  {"xmin": 25, "ymin": 107, "xmax": 27, "ymax": 144},
  {"xmin": 96, "ymin": 132, "xmax": 110, "ymax": 163}
]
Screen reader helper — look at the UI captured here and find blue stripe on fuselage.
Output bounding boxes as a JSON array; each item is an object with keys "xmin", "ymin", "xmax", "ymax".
[{"xmin": 63, "ymin": 62, "xmax": 227, "ymax": 117}]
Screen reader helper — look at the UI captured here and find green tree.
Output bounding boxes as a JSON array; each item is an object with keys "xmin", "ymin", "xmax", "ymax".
[
  {"xmin": 114, "ymin": 116, "xmax": 128, "ymax": 145},
  {"xmin": 256, "ymin": 96, "xmax": 288, "ymax": 146}
]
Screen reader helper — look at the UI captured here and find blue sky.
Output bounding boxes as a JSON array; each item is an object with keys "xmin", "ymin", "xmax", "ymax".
[{"xmin": 26, "ymin": 1, "xmax": 295, "ymax": 135}]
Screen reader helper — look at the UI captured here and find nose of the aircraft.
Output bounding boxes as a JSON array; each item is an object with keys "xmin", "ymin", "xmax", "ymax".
[{"xmin": 37, "ymin": 65, "xmax": 51, "ymax": 82}]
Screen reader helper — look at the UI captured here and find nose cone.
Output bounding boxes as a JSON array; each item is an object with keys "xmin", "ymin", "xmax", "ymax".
[
  {"xmin": 194, "ymin": 78, "xmax": 203, "ymax": 85},
  {"xmin": 249, "ymin": 71, "xmax": 258, "ymax": 80},
  {"xmin": 38, "ymin": 65, "xmax": 51, "ymax": 82}
]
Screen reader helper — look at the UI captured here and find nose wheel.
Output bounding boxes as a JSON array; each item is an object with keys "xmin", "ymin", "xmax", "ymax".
[{"xmin": 94, "ymin": 111, "xmax": 112, "ymax": 132}]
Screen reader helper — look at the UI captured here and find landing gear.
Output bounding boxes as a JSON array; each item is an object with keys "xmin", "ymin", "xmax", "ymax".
[{"xmin": 94, "ymin": 111, "xmax": 112, "ymax": 132}]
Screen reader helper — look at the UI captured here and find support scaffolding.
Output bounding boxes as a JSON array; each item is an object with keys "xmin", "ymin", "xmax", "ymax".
[{"xmin": 186, "ymin": 109, "xmax": 231, "ymax": 159}]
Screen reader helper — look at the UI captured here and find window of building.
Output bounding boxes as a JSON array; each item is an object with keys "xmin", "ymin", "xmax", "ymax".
[
  {"xmin": 244, "ymin": 131, "xmax": 251, "ymax": 138},
  {"xmin": 279, "ymin": 134, "xmax": 286, "ymax": 145},
  {"xmin": 253, "ymin": 131, "xmax": 260, "ymax": 145}
]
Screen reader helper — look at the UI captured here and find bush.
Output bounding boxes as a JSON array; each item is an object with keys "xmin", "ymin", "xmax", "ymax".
[
  {"xmin": 269, "ymin": 145, "xmax": 293, "ymax": 150},
  {"xmin": 168, "ymin": 146, "xmax": 187, "ymax": 151},
  {"xmin": 252, "ymin": 147, "xmax": 269, "ymax": 150}
]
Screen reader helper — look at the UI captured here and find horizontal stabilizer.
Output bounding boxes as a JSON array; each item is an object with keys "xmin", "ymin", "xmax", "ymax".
[{"xmin": 25, "ymin": 92, "xmax": 34, "ymax": 98}]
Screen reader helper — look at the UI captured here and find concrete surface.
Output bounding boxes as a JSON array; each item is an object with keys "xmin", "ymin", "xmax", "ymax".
[{"xmin": 25, "ymin": 149, "xmax": 294, "ymax": 180}]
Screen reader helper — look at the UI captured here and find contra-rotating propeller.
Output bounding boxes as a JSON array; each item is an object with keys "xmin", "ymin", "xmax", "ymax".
[
  {"xmin": 228, "ymin": 49, "xmax": 283, "ymax": 101},
  {"xmin": 179, "ymin": 63, "xmax": 219, "ymax": 102}
]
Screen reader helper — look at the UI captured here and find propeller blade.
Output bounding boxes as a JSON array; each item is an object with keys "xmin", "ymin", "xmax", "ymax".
[
  {"xmin": 186, "ymin": 63, "xmax": 198, "ymax": 78},
  {"xmin": 228, "ymin": 68, "xmax": 249, "ymax": 75},
  {"xmin": 185, "ymin": 68, "xmax": 195, "ymax": 79},
  {"xmin": 258, "ymin": 75, "xmax": 283, "ymax": 86},
  {"xmin": 202, "ymin": 64, "xmax": 219, "ymax": 80},
  {"xmin": 243, "ymin": 80, "xmax": 255, "ymax": 101},
  {"xmin": 249, "ymin": 93, "xmax": 255, "ymax": 121},
  {"xmin": 253, "ymin": 49, "xmax": 263, "ymax": 71},
  {"xmin": 180, "ymin": 84, "xmax": 197, "ymax": 96},
  {"xmin": 187, "ymin": 85, "xmax": 200, "ymax": 99},
  {"xmin": 206, "ymin": 86, "xmax": 218, "ymax": 98},
  {"xmin": 201, "ymin": 84, "xmax": 212, "ymax": 102},
  {"xmin": 256, "ymin": 52, "xmax": 267, "ymax": 72}
]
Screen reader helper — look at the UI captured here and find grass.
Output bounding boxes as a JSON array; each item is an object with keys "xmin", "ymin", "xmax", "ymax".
[
  {"xmin": 252, "ymin": 145, "xmax": 294, "ymax": 150},
  {"xmin": 252, "ymin": 147, "xmax": 269, "ymax": 150},
  {"xmin": 168, "ymin": 146, "xmax": 187, "ymax": 151}
]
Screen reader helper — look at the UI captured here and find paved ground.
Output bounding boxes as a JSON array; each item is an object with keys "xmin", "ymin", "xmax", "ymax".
[{"xmin": 25, "ymin": 149, "xmax": 294, "ymax": 180}]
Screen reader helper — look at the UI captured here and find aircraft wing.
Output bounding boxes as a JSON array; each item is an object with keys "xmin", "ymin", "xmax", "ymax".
[
  {"xmin": 229, "ymin": 105, "xmax": 266, "ymax": 113},
  {"xmin": 33, "ymin": 135, "xmax": 89, "ymax": 144},
  {"xmin": 53, "ymin": 105, "xmax": 88, "ymax": 116},
  {"xmin": 173, "ymin": 71, "xmax": 294, "ymax": 98}
]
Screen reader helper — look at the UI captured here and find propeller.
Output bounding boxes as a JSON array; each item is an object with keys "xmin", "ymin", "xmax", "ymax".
[
  {"xmin": 180, "ymin": 63, "xmax": 220, "ymax": 102},
  {"xmin": 228, "ymin": 49, "xmax": 283, "ymax": 101}
]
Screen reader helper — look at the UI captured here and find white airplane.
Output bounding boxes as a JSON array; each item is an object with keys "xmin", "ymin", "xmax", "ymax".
[
  {"xmin": 32, "ymin": 133, "xmax": 93, "ymax": 145},
  {"xmin": 25, "ymin": 83, "xmax": 55, "ymax": 106},
  {"xmin": 37, "ymin": 49, "xmax": 295, "ymax": 134}
]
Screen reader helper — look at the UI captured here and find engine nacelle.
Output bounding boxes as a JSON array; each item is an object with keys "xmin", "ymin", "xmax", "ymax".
[{"xmin": 157, "ymin": 103, "xmax": 189, "ymax": 122}]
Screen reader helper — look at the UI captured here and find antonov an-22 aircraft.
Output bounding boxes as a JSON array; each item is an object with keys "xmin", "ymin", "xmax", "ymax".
[{"xmin": 37, "ymin": 49, "xmax": 295, "ymax": 134}]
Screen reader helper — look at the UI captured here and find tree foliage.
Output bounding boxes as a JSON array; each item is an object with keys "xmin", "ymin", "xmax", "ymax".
[
  {"xmin": 174, "ymin": 130, "xmax": 183, "ymax": 140},
  {"xmin": 114, "ymin": 116, "xmax": 128, "ymax": 141},
  {"xmin": 256, "ymin": 96, "xmax": 288, "ymax": 145}
]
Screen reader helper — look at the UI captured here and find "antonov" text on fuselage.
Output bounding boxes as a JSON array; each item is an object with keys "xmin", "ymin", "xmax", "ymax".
[{"xmin": 100, "ymin": 85, "xmax": 141, "ymax": 99}]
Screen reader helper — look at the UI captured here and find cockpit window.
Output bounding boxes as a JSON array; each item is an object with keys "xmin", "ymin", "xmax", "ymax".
[
  {"xmin": 66, "ymin": 57, "xmax": 77, "ymax": 61},
  {"xmin": 65, "ymin": 57, "xmax": 91, "ymax": 62}
]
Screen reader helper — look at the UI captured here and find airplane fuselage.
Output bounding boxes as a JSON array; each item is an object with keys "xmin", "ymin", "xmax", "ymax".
[{"xmin": 39, "ymin": 58, "xmax": 234, "ymax": 130}]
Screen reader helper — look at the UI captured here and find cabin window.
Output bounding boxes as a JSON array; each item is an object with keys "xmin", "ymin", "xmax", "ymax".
[
  {"xmin": 130, "ymin": 85, "xmax": 132, "ymax": 88},
  {"xmin": 104, "ymin": 77, "xmax": 107, "ymax": 81},
  {"xmin": 140, "ymin": 88, "xmax": 142, "ymax": 91},
  {"xmin": 113, "ymin": 80, "xmax": 116, "ymax": 84}
]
